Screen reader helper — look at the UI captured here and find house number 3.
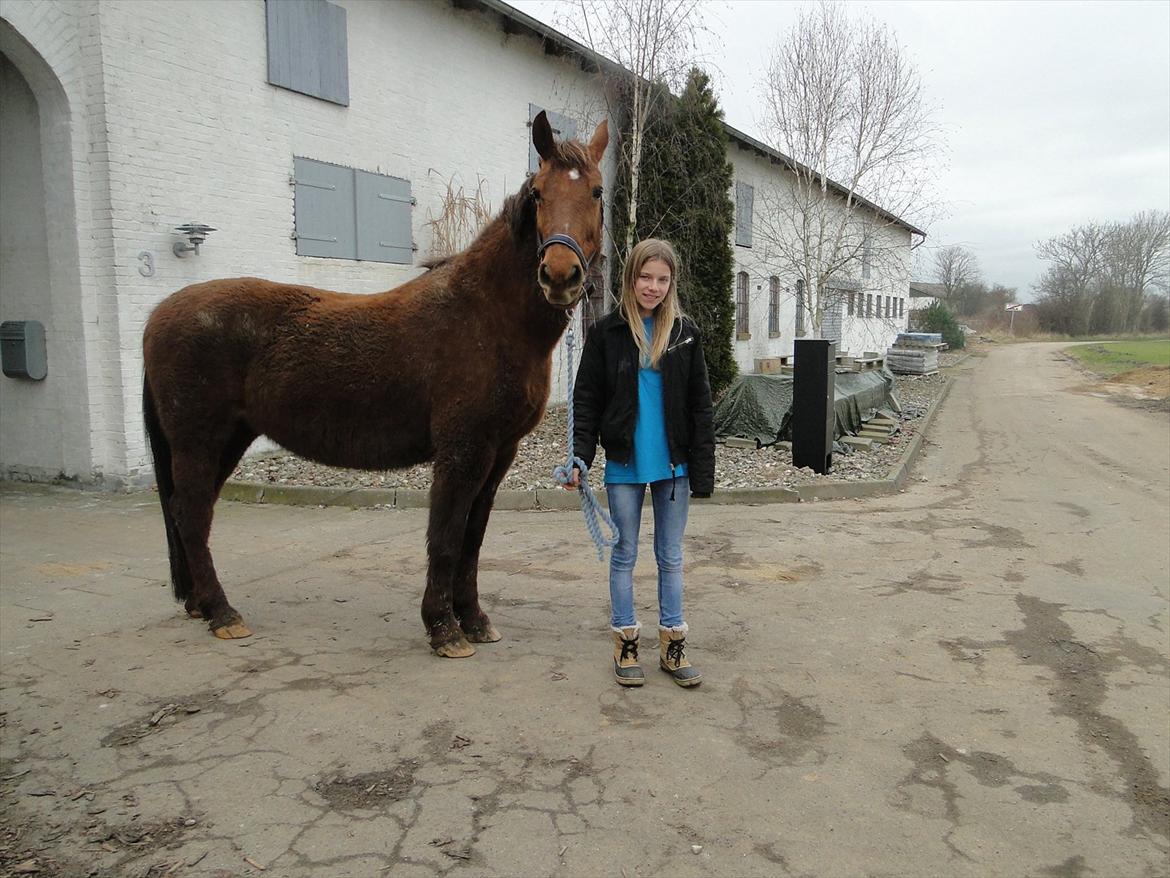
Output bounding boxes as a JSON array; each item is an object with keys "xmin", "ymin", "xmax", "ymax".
[{"xmin": 137, "ymin": 251, "xmax": 155, "ymax": 277}]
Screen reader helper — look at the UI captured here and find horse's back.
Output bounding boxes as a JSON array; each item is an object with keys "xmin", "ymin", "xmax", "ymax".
[{"xmin": 142, "ymin": 275, "xmax": 447, "ymax": 468}]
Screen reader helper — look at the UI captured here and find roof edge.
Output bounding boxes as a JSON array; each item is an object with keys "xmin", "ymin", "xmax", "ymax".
[{"xmin": 460, "ymin": 0, "xmax": 927, "ymax": 238}]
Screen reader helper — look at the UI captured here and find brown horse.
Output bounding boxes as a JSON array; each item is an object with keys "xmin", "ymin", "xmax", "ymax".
[{"xmin": 142, "ymin": 112, "xmax": 608, "ymax": 657}]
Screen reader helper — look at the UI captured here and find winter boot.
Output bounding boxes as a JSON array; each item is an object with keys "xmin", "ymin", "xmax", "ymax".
[
  {"xmin": 612, "ymin": 625, "xmax": 645, "ymax": 687},
  {"xmin": 659, "ymin": 624, "xmax": 702, "ymax": 687}
]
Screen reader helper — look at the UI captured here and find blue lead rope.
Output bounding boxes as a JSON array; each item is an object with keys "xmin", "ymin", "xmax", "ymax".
[{"xmin": 552, "ymin": 320, "xmax": 620, "ymax": 560}]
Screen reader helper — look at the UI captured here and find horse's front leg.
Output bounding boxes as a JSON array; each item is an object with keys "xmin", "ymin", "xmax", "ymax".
[
  {"xmin": 454, "ymin": 442, "xmax": 519, "ymax": 643},
  {"xmin": 423, "ymin": 446, "xmax": 495, "ymax": 657}
]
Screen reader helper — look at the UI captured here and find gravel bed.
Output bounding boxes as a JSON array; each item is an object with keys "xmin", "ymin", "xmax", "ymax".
[{"xmin": 231, "ymin": 369, "xmax": 954, "ymax": 493}]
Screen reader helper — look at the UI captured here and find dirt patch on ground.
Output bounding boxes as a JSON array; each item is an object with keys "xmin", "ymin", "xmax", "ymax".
[
  {"xmin": 0, "ymin": 792, "xmax": 199, "ymax": 878},
  {"xmin": 314, "ymin": 763, "xmax": 418, "ymax": 810},
  {"xmin": 1066, "ymin": 362, "xmax": 1170, "ymax": 412},
  {"xmin": 1106, "ymin": 366, "xmax": 1170, "ymax": 399}
]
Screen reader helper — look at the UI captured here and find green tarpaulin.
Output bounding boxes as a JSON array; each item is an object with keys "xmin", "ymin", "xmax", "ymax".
[{"xmin": 713, "ymin": 370, "xmax": 901, "ymax": 447}]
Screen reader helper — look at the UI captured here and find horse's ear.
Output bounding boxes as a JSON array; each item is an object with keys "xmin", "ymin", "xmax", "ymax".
[
  {"xmin": 587, "ymin": 119, "xmax": 609, "ymax": 165},
  {"xmin": 532, "ymin": 110, "xmax": 555, "ymax": 163}
]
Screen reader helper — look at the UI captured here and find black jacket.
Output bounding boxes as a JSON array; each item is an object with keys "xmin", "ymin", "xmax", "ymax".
[{"xmin": 572, "ymin": 310, "xmax": 716, "ymax": 497}]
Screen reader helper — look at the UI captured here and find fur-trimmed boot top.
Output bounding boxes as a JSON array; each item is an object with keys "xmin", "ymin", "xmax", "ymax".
[
  {"xmin": 612, "ymin": 624, "xmax": 645, "ymax": 687},
  {"xmin": 659, "ymin": 624, "xmax": 702, "ymax": 687}
]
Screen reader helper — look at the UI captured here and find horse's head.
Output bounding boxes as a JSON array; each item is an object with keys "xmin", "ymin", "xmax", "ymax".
[{"xmin": 530, "ymin": 111, "xmax": 609, "ymax": 308}]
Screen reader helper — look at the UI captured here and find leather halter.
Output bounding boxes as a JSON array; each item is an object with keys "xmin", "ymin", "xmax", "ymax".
[{"xmin": 537, "ymin": 233, "xmax": 592, "ymax": 276}]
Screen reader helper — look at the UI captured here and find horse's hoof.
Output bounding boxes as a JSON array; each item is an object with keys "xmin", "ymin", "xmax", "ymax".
[
  {"xmin": 434, "ymin": 636, "xmax": 476, "ymax": 658},
  {"xmin": 186, "ymin": 607, "xmax": 203, "ymax": 619},
  {"xmin": 213, "ymin": 622, "xmax": 253, "ymax": 639},
  {"xmin": 464, "ymin": 624, "xmax": 501, "ymax": 643}
]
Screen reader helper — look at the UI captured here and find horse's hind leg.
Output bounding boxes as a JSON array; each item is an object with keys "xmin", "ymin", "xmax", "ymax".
[
  {"xmin": 454, "ymin": 442, "xmax": 518, "ymax": 644},
  {"xmin": 183, "ymin": 421, "xmax": 257, "ymax": 621},
  {"xmin": 169, "ymin": 441, "xmax": 252, "ymax": 639}
]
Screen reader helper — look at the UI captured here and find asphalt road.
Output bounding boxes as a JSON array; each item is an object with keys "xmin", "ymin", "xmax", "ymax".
[{"xmin": 1, "ymin": 342, "xmax": 1167, "ymax": 877}]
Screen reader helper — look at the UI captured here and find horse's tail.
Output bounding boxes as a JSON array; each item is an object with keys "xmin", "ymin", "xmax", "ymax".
[{"xmin": 143, "ymin": 375, "xmax": 192, "ymax": 602}]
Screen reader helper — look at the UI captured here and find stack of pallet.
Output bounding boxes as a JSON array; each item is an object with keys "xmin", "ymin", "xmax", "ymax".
[
  {"xmin": 834, "ymin": 353, "xmax": 886, "ymax": 372},
  {"xmin": 887, "ymin": 333, "xmax": 945, "ymax": 375},
  {"xmin": 841, "ymin": 415, "xmax": 900, "ymax": 451}
]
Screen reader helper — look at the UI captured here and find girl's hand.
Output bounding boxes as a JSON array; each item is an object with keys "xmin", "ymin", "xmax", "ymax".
[{"xmin": 564, "ymin": 466, "xmax": 581, "ymax": 491}]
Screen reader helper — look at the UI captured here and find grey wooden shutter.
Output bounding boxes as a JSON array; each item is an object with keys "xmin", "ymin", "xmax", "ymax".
[
  {"xmin": 528, "ymin": 104, "xmax": 578, "ymax": 173},
  {"xmin": 293, "ymin": 157, "xmax": 356, "ymax": 259},
  {"xmin": 355, "ymin": 170, "xmax": 413, "ymax": 264},
  {"xmin": 735, "ymin": 182, "xmax": 753, "ymax": 246},
  {"xmin": 267, "ymin": 0, "xmax": 349, "ymax": 106}
]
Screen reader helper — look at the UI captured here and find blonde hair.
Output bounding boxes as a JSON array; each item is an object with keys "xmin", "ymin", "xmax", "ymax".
[{"xmin": 619, "ymin": 239, "xmax": 683, "ymax": 369}]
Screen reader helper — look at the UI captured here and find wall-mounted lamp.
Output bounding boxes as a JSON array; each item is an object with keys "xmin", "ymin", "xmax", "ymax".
[{"xmin": 173, "ymin": 223, "xmax": 217, "ymax": 257}]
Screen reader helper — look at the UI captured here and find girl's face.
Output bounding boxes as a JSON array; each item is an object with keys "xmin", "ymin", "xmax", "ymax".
[{"xmin": 634, "ymin": 258, "xmax": 672, "ymax": 317}]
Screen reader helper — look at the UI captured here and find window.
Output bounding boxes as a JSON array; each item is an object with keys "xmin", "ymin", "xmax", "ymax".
[
  {"xmin": 768, "ymin": 277, "xmax": 780, "ymax": 336},
  {"xmin": 866, "ymin": 293, "xmax": 873, "ymax": 318},
  {"xmin": 528, "ymin": 104, "xmax": 578, "ymax": 174},
  {"xmin": 735, "ymin": 182, "xmax": 753, "ymax": 247},
  {"xmin": 795, "ymin": 279, "xmax": 806, "ymax": 337},
  {"xmin": 847, "ymin": 291, "xmax": 855, "ymax": 317},
  {"xmin": 266, "ymin": 0, "xmax": 349, "ymax": 105},
  {"xmin": 735, "ymin": 272, "xmax": 749, "ymax": 337},
  {"xmin": 293, "ymin": 157, "xmax": 413, "ymax": 263},
  {"xmin": 885, "ymin": 296, "xmax": 891, "ymax": 318},
  {"xmin": 899, "ymin": 298, "xmax": 905, "ymax": 318}
]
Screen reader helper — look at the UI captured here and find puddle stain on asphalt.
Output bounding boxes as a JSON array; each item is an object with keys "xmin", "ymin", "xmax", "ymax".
[
  {"xmin": 936, "ymin": 595, "xmax": 1170, "ymax": 844},
  {"xmin": 895, "ymin": 731, "xmax": 1073, "ymax": 862},
  {"xmin": 1003, "ymin": 595, "xmax": 1170, "ymax": 842}
]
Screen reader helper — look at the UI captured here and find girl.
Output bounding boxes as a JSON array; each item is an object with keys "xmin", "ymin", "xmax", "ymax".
[{"xmin": 568, "ymin": 238, "xmax": 715, "ymax": 687}]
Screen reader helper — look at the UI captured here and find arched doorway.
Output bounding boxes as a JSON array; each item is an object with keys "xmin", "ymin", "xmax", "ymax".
[{"xmin": 0, "ymin": 24, "xmax": 90, "ymax": 482}]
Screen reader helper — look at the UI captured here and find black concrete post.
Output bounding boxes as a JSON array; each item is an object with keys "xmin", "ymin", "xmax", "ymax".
[{"xmin": 792, "ymin": 339, "xmax": 836, "ymax": 474}]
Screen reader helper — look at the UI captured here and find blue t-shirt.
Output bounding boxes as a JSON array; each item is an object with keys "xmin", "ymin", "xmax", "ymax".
[{"xmin": 605, "ymin": 318, "xmax": 688, "ymax": 485}]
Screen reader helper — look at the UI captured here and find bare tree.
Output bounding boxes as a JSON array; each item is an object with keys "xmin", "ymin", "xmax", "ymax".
[
  {"xmin": 1036, "ymin": 212, "xmax": 1170, "ymax": 335},
  {"xmin": 1103, "ymin": 210, "xmax": 1170, "ymax": 331},
  {"xmin": 932, "ymin": 245, "xmax": 980, "ymax": 307},
  {"xmin": 1034, "ymin": 223, "xmax": 1110, "ymax": 335},
  {"xmin": 755, "ymin": 2, "xmax": 939, "ymax": 336},
  {"xmin": 557, "ymin": 0, "xmax": 709, "ymax": 257}
]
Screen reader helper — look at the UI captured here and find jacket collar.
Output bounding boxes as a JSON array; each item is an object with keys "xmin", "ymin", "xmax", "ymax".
[{"xmin": 601, "ymin": 309, "xmax": 684, "ymax": 344}]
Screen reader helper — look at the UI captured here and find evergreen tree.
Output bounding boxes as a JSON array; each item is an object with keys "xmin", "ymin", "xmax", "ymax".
[
  {"xmin": 610, "ymin": 69, "xmax": 737, "ymax": 396},
  {"xmin": 919, "ymin": 301, "xmax": 965, "ymax": 350}
]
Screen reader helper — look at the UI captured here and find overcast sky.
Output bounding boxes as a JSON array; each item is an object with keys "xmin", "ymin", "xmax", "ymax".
[{"xmin": 510, "ymin": 0, "xmax": 1170, "ymax": 300}]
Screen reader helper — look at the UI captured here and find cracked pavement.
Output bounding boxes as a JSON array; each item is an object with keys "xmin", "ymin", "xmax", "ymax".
[{"xmin": 1, "ymin": 342, "xmax": 1167, "ymax": 877}]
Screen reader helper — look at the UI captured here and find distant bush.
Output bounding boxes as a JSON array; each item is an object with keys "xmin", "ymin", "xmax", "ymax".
[{"xmin": 919, "ymin": 301, "xmax": 966, "ymax": 350}]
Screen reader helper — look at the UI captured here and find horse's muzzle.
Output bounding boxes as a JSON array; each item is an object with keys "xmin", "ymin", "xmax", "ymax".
[
  {"xmin": 538, "ymin": 264, "xmax": 587, "ymax": 308},
  {"xmin": 537, "ymin": 233, "xmax": 592, "ymax": 308}
]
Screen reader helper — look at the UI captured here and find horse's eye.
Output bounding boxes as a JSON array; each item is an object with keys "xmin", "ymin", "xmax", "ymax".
[
  {"xmin": 592, "ymin": 187, "xmax": 603, "ymax": 200},
  {"xmin": 532, "ymin": 189, "xmax": 542, "ymax": 204}
]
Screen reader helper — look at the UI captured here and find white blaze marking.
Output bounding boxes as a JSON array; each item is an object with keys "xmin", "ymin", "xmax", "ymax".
[{"xmin": 568, "ymin": 169, "xmax": 580, "ymax": 180}]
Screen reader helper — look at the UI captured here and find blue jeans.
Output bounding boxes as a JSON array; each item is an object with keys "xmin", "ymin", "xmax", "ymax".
[{"xmin": 605, "ymin": 477, "xmax": 689, "ymax": 629}]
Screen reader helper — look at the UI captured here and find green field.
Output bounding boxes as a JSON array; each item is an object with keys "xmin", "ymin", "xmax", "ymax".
[{"xmin": 1065, "ymin": 339, "xmax": 1170, "ymax": 375}]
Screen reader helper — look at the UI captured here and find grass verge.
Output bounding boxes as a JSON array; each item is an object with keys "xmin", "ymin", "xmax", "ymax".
[{"xmin": 1063, "ymin": 339, "xmax": 1170, "ymax": 376}]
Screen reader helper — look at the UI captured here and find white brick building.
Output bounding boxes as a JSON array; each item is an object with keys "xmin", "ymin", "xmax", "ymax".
[
  {"xmin": 725, "ymin": 130, "xmax": 920, "ymax": 372},
  {"xmin": 0, "ymin": 0, "xmax": 923, "ymax": 486}
]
